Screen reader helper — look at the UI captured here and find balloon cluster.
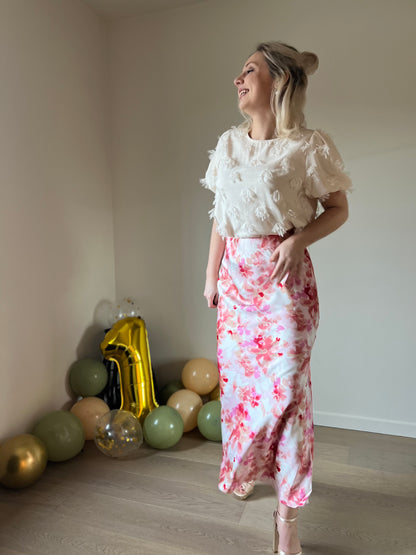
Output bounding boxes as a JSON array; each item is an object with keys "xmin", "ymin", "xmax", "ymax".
[
  {"xmin": 0, "ymin": 309, "xmax": 222, "ymax": 490},
  {"xmin": 144, "ymin": 357, "xmax": 222, "ymax": 449},
  {"xmin": 0, "ymin": 357, "xmax": 111, "ymax": 489}
]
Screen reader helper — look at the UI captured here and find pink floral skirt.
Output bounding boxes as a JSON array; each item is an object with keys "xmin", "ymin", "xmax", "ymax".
[{"xmin": 216, "ymin": 235, "xmax": 319, "ymax": 508}]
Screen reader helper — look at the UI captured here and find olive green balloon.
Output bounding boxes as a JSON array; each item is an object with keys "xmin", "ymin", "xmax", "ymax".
[
  {"xmin": 33, "ymin": 410, "xmax": 85, "ymax": 462},
  {"xmin": 159, "ymin": 380, "xmax": 184, "ymax": 405},
  {"xmin": 69, "ymin": 358, "xmax": 108, "ymax": 397},
  {"xmin": 143, "ymin": 406, "xmax": 183, "ymax": 449},
  {"xmin": 197, "ymin": 400, "xmax": 222, "ymax": 442}
]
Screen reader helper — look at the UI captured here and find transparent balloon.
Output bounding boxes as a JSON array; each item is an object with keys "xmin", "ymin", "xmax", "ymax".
[
  {"xmin": 94, "ymin": 409, "xmax": 143, "ymax": 458},
  {"xmin": 113, "ymin": 297, "xmax": 141, "ymax": 323}
]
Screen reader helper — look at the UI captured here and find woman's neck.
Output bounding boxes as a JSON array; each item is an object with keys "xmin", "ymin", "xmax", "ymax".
[{"xmin": 249, "ymin": 113, "xmax": 277, "ymax": 140}]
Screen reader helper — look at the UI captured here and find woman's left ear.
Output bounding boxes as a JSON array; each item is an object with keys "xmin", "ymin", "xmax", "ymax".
[{"xmin": 273, "ymin": 73, "xmax": 289, "ymax": 91}]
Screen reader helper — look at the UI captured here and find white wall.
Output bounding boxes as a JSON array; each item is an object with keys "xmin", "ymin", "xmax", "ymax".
[
  {"xmin": 109, "ymin": 0, "xmax": 416, "ymax": 437},
  {"xmin": 0, "ymin": 0, "xmax": 115, "ymax": 440}
]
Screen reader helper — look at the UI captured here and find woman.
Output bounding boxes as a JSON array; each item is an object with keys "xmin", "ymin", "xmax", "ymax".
[{"xmin": 202, "ymin": 41, "xmax": 351, "ymax": 554}]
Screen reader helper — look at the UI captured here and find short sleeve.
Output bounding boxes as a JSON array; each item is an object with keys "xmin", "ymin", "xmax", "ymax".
[
  {"xmin": 304, "ymin": 130, "xmax": 352, "ymax": 200},
  {"xmin": 200, "ymin": 136, "xmax": 222, "ymax": 193}
]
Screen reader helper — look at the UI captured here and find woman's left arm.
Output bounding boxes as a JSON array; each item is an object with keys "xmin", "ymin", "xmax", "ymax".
[{"xmin": 270, "ymin": 191, "xmax": 348, "ymax": 282}]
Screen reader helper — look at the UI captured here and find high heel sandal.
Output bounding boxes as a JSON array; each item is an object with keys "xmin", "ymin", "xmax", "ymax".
[
  {"xmin": 231, "ymin": 481, "xmax": 255, "ymax": 500},
  {"xmin": 272, "ymin": 510, "xmax": 302, "ymax": 555}
]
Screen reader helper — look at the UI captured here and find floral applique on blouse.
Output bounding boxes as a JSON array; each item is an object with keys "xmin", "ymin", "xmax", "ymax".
[{"xmin": 201, "ymin": 126, "xmax": 352, "ymax": 238}]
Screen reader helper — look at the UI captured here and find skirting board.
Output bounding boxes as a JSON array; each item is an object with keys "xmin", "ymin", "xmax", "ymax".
[{"xmin": 314, "ymin": 411, "xmax": 416, "ymax": 439}]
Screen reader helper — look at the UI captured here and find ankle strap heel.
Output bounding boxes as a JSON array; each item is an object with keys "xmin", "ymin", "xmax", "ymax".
[
  {"xmin": 272, "ymin": 510, "xmax": 302, "ymax": 555},
  {"xmin": 277, "ymin": 512, "xmax": 298, "ymax": 523}
]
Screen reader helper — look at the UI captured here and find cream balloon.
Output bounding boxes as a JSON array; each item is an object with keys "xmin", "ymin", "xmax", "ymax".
[
  {"xmin": 167, "ymin": 390, "xmax": 203, "ymax": 432},
  {"xmin": 70, "ymin": 397, "xmax": 110, "ymax": 440},
  {"xmin": 181, "ymin": 358, "xmax": 219, "ymax": 396}
]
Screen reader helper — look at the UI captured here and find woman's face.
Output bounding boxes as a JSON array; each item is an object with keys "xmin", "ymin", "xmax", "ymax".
[{"xmin": 234, "ymin": 51, "xmax": 275, "ymax": 115}]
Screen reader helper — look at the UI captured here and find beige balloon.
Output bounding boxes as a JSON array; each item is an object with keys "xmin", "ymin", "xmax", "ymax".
[
  {"xmin": 181, "ymin": 358, "xmax": 219, "ymax": 396},
  {"xmin": 70, "ymin": 397, "xmax": 110, "ymax": 440},
  {"xmin": 167, "ymin": 389, "xmax": 203, "ymax": 432}
]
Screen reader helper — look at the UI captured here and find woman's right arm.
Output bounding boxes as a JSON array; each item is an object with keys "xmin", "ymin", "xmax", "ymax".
[{"xmin": 204, "ymin": 220, "xmax": 225, "ymax": 308}]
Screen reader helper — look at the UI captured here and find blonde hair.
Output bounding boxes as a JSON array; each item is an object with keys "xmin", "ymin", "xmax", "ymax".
[{"xmin": 241, "ymin": 41, "xmax": 319, "ymax": 138}]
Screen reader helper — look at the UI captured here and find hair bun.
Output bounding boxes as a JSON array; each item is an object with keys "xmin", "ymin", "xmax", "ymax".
[{"xmin": 300, "ymin": 51, "xmax": 319, "ymax": 75}]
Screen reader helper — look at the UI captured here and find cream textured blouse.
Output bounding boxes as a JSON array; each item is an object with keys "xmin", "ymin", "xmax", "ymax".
[{"xmin": 201, "ymin": 126, "xmax": 352, "ymax": 238}]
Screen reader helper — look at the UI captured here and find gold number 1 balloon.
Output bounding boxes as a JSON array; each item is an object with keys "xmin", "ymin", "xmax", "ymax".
[{"xmin": 100, "ymin": 317, "xmax": 158, "ymax": 423}]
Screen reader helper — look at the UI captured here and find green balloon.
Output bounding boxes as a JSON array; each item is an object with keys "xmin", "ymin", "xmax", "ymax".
[
  {"xmin": 143, "ymin": 406, "xmax": 183, "ymax": 449},
  {"xmin": 33, "ymin": 410, "xmax": 85, "ymax": 462},
  {"xmin": 69, "ymin": 358, "xmax": 108, "ymax": 397},
  {"xmin": 158, "ymin": 380, "xmax": 184, "ymax": 405},
  {"xmin": 197, "ymin": 400, "xmax": 222, "ymax": 442}
]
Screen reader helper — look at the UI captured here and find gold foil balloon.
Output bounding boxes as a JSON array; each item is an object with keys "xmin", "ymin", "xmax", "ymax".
[
  {"xmin": 101, "ymin": 317, "xmax": 158, "ymax": 424},
  {"xmin": 167, "ymin": 389, "xmax": 203, "ymax": 432},
  {"xmin": 0, "ymin": 434, "xmax": 47, "ymax": 489},
  {"xmin": 94, "ymin": 409, "xmax": 143, "ymax": 458},
  {"xmin": 182, "ymin": 358, "xmax": 219, "ymax": 396},
  {"xmin": 70, "ymin": 397, "xmax": 110, "ymax": 440}
]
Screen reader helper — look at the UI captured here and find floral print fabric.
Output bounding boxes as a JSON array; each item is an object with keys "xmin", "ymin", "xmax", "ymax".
[{"xmin": 217, "ymin": 235, "xmax": 319, "ymax": 508}]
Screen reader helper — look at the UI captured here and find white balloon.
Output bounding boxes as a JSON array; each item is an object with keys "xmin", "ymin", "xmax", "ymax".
[{"xmin": 94, "ymin": 299, "xmax": 116, "ymax": 329}]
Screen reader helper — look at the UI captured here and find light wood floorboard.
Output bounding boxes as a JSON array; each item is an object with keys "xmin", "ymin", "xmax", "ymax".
[{"xmin": 0, "ymin": 425, "xmax": 415, "ymax": 554}]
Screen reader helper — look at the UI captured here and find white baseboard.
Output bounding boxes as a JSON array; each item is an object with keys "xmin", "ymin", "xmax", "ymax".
[{"xmin": 314, "ymin": 410, "xmax": 416, "ymax": 439}]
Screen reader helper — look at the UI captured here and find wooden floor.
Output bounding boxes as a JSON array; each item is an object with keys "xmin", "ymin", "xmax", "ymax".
[{"xmin": 0, "ymin": 425, "xmax": 415, "ymax": 555}]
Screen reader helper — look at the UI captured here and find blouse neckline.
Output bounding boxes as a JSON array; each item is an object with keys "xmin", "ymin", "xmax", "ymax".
[
  {"xmin": 240, "ymin": 126, "xmax": 310, "ymax": 144},
  {"xmin": 244, "ymin": 128, "xmax": 280, "ymax": 143}
]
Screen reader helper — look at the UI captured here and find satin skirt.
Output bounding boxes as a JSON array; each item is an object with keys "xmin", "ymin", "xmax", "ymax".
[{"xmin": 216, "ymin": 235, "xmax": 319, "ymax": 507}]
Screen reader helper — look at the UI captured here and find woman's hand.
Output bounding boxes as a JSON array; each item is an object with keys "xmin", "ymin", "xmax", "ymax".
[
  {"xmin": 269, "ymin": 234, "xmax": 306, "ymax": 283},
  {"xmin": 204, "ymin": 275, "xmax": 219, "ymax": 308},
  {"xmin": 204, "ymin": 221, "xmax": 225, "ymax": 308}
]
